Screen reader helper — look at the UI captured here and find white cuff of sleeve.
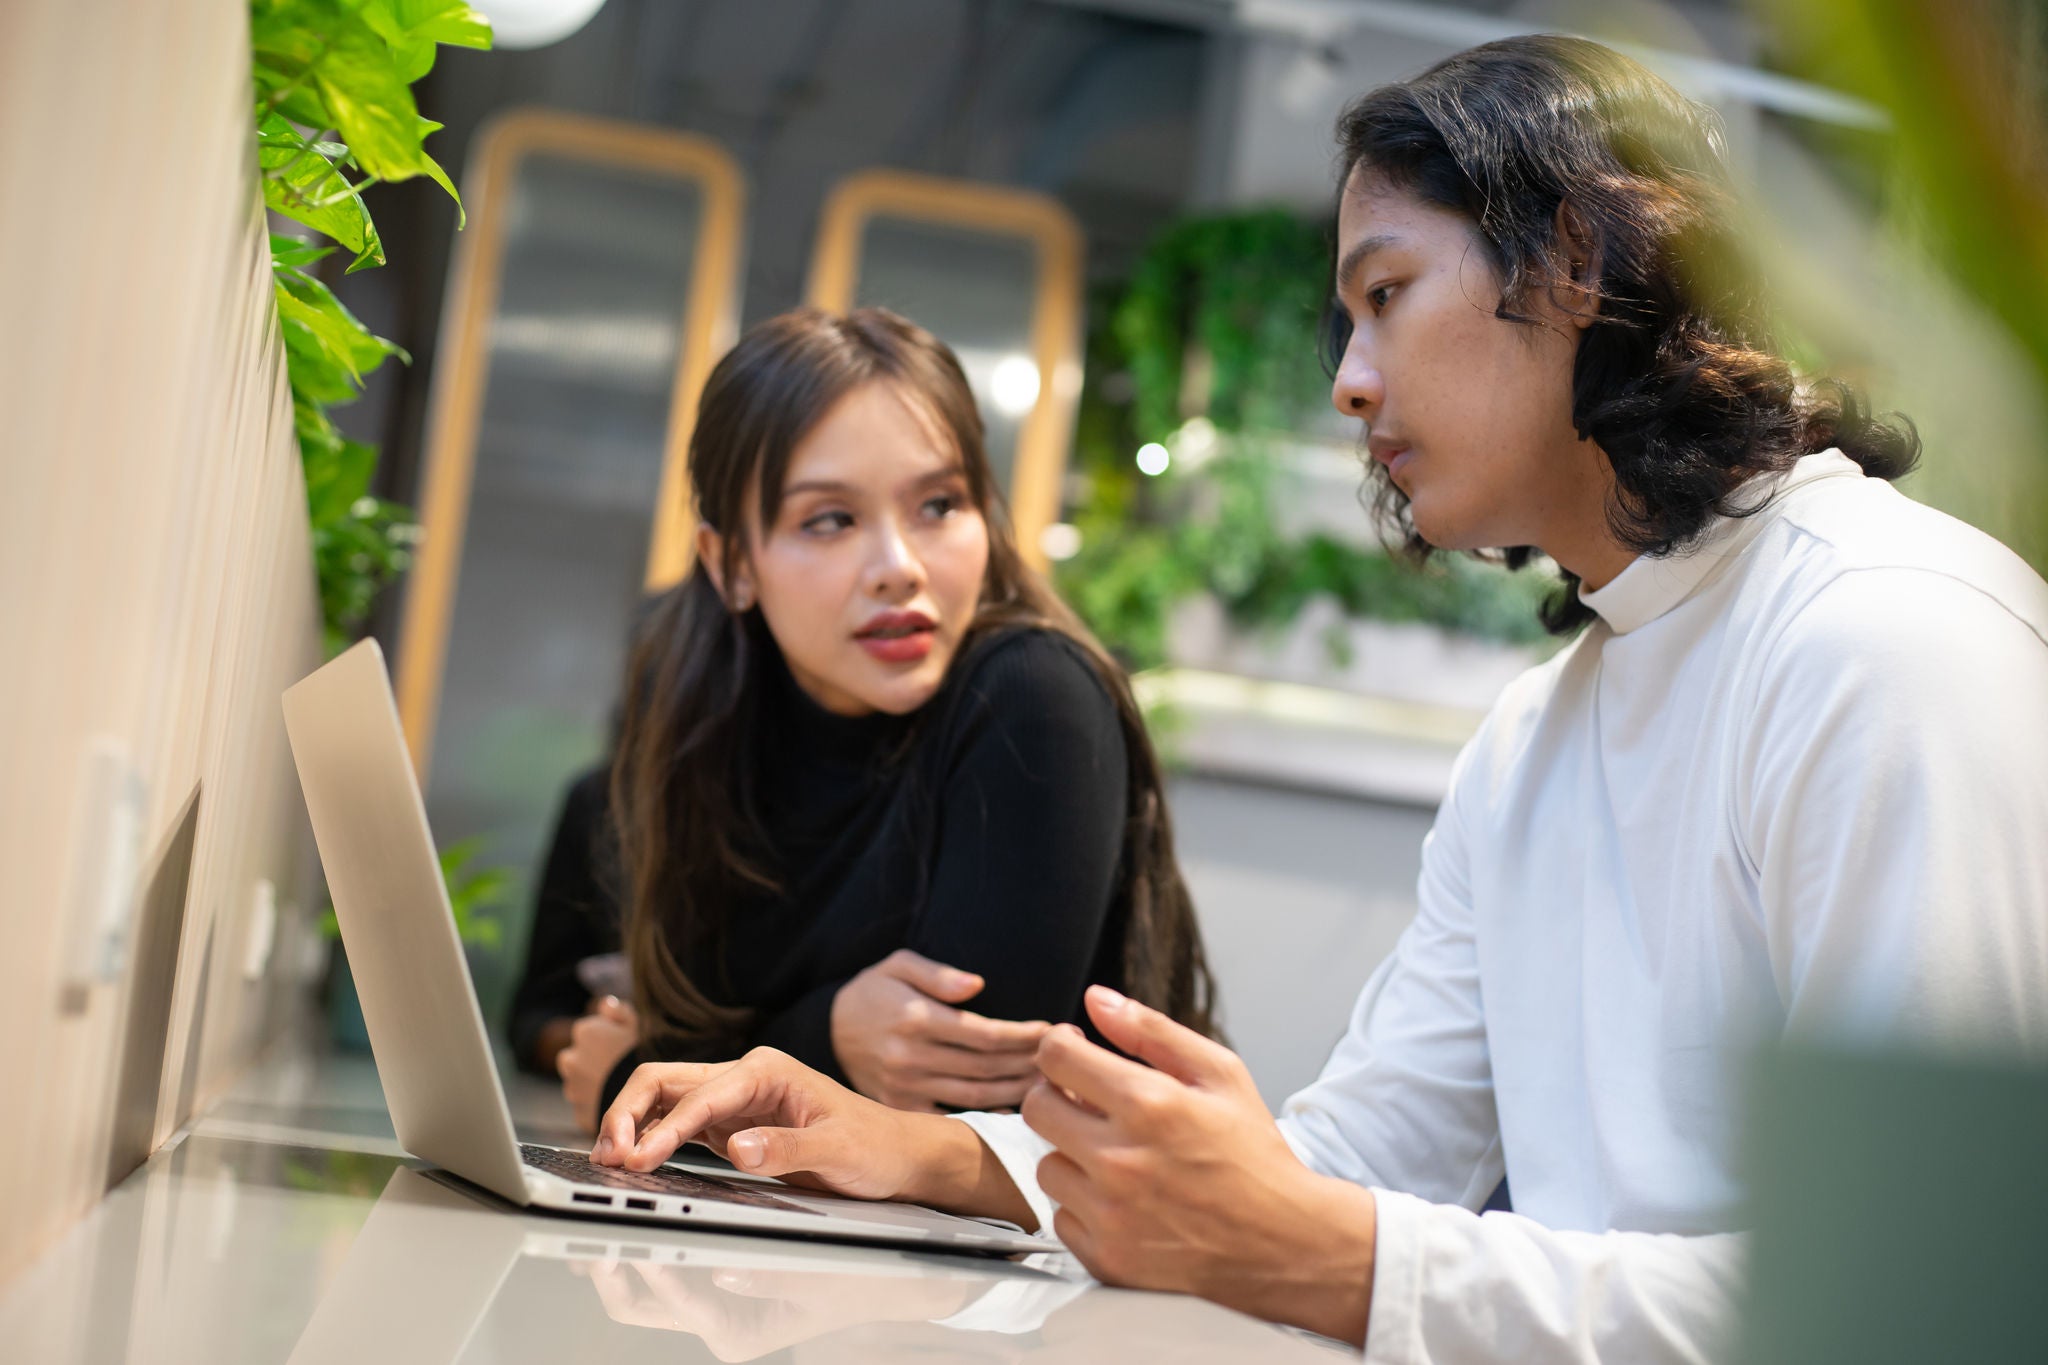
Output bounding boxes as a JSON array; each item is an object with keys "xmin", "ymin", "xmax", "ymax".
[
  {"xmin": 948, "ymin": 1111, "xmax": 1060, "ymax": 1243},
  {"xmin": 1360, "ymin": 1187, "xmax": 1425, "ymax": 1365}
]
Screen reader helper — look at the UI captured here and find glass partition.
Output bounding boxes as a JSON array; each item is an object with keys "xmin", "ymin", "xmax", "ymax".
[
  {"xmin": 395, "ymin": 110, "xmax": 742, "ymax": 1022},
  {"xmin": 806, "ymin": 171, "xmax": 1083, "ymax": 566}
]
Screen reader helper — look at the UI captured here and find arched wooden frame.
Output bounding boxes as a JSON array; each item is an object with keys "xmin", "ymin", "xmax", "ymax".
[
  {"xmin": 395, "ymin": 109, "xmax": 744, "ymax": 778},
  {"xmin": 805, "ymin": 170, "xmax": 1083, "ymax": 572}
]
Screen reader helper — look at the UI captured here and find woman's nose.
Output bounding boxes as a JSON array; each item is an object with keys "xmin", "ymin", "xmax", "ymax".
[
  {"xmin": 1331, "ymin": 342, "xmax": 1384, "ymax": 420},
  {"xmin": 864, "ymin": 520, "xmax": 925, "ymax": 598}
]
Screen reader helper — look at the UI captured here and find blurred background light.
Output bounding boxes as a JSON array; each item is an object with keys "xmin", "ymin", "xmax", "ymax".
[
  {"xmin": 1136, "ymin": 441, "xmax": 1170, "ymax": 476},
  {"xmin": 1039, "ymin": 521, "xmax": 1083, "ymax": 561},
  {"xmin": 989, "ymin": 352, "xmax": 1043, "ymax": 417},
  {"xmin": 1173, "ymin": 415, "xmax": 1220, "ymax": 469},
  {"xmin": 472, "ymin": 0, "xmax": 608, "ymax": 50}
]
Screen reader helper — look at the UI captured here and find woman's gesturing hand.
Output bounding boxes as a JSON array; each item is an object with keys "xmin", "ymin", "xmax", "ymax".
[
  {"xmin": 587, "ymin": 1047, "xmax": 1038, "ymax": 1229},
  {"xmin": 1024, "ymin": 986, "xmax": 1380, "ymax": 1348},
  {"xmin": 830, "ymin": 949, "xmax": 1050, "ymax": 1113},
  {"xmin": 557, "ymin": 996, "xmax": 640, "ymax": 1134}
]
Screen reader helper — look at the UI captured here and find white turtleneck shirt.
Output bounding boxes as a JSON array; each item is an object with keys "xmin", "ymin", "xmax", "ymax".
[{"xmin": 957, "ymin": 450, "xmax": 2048, "ymax": 1362}]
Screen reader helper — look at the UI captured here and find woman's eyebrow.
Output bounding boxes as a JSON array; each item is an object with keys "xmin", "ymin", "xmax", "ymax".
[
  {"xmin": 903, "ymin": 464, "xmax": 968, "ymax": 491},
  {"xmin": 779, "ymin": 479, "xmax": 855, "ymax": 499},
  {"xmin": 1336, "ymin": 233, "xmax": 1404, "ymax": 292}
]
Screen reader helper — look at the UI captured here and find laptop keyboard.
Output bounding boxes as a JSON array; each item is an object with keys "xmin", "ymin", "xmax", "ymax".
[{"xmin": 519, "ymin": 1143, "xmax": 814, "ymax": 1214}]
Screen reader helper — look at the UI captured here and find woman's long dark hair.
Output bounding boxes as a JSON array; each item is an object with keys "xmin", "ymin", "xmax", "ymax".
[
  {"xmin": 1326, "ymin": 34, "xmax": 1920, "ymax": 632},
  {"xmin": 613, "ymin": 307, "xmax": 1218, "ymax": 1050}
]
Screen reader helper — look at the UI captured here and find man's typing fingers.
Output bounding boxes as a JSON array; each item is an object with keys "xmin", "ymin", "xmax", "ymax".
[{"xmin": 623, "ymin": 1067, "xmax": 783, "ymax": 1171}]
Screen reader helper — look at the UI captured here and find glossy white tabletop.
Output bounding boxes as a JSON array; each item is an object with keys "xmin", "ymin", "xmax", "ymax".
[{"xmin": 2, "ymin": 1038, "xmax": 1350, "ymax": 1362}]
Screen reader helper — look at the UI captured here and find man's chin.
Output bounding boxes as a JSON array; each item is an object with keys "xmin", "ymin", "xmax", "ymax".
[{"xmin": 1407, "ymin": 508, "xmax": 1467, "ymax": 552}]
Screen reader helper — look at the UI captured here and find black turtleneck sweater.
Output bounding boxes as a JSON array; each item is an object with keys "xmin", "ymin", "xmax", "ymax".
[{"xmin": 508, "ymin": 627, "xmax": 1133, "ymax": 1112}]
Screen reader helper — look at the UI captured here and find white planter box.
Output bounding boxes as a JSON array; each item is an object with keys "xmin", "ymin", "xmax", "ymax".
[{"xmin": 1166, "ymin": 592, "xmax": 1541, "ymax": 714}]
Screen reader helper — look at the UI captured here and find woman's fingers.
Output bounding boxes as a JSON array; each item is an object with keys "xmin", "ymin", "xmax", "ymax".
[
  {"xmin": 877, "ymin": 948, "xmax": 986, "ymax": 1004},
  {"xmin": 928, "ymin": 1007, "xmax": 1051, "ymax": 1053},
  {"xmin": 920, "ymin": 1074, "xmax": 1036, "ymax": 1111},
  {"xmin": 910, "ymin": 1041, "xmax": 1042, "ymax": 1081}
]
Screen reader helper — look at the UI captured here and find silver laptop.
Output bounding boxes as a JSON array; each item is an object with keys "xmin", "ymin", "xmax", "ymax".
[{"xmin": 281, "ymin": 639, "xmax": 1055, "ymax": 1256}]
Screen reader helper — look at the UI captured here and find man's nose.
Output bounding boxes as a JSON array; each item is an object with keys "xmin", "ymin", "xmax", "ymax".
[{"xmin": 1331, "ymin": 342, "xmax": 1384, "ymax": 420}]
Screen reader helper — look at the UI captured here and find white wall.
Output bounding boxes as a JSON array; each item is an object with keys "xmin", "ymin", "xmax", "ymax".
[
  {"xmin": 0, "ymin": 0, "xmax": 322, "ymax": 1286},
  {"xmin": 1170, "ymin": 774, "xmax": 1432, "ymax": 1107}
]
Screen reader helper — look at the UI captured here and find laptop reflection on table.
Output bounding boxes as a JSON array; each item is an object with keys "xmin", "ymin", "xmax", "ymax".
[{"xmin": 284, "ymin": 1165, "xmax": 1076, "ymax": 1365}]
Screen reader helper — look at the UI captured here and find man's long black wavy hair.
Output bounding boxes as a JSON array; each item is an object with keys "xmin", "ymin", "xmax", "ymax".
[{"xmin": 1326, "ymin": 34, "xmax": 1919, "ymax": 632}]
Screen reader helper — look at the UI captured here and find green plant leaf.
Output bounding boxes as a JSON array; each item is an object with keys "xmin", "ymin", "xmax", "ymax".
[
  {"xmin": 259, "ymin": 0, "xmax": 488, "ymax": 655},
  {"xmin": 312, "ymin": 22, "xmax": 432, "ymax": 183},
  {"xmin": 279, "ymin": 313, "xmax": 363, "ymax": 406},
  {"xmin": 414, "ymin": 118, "xmax": 465, "ymax": 224},
  {"xmin": 304, "ymin": 437, "xmax": 379, "ymax": 527},
  {"xmin": 363, "ymin": 0, "xmax": 493, "ymax": 50},
  {"xmin": 268, "ymin": 233, "xmax": 333, "ymax": 268},
  {"xmin": 274, "ymin": 262, "xmax": 408, "ymax": 382},
  {"xmin": 250, "ymin": 1, "xmax": 343, "ymax": 128},
  {"xmin": 258, "ymin": 110, "xmax": 384, "ymax": 263}
]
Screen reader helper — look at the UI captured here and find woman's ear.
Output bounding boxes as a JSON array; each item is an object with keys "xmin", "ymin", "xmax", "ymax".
[
  {"xmin": 1552, "ymin": 199, "xmax": 1601, "ymax": 329},
  {"xmin": 694, "ymin": 522, "xmax": 756, "ymax": 612}
]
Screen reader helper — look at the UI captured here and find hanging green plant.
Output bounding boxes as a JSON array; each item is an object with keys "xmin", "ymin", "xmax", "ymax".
[
  {"xmin": 1059, "ymin": 208, "xmax": 1559, "ymax": 673},
  {"xmin": 251, "ymin": 2, "xmax": 515, "ymax": 965},
  {"xmin": 1114, "ymin": 209, "xmax": 1333, "ymax": 442},
  {"xmin": 251, "ymin": 0, "xmax": 492, "ymax": 654}
]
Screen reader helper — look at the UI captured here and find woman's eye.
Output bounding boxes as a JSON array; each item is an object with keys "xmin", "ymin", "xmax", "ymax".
[
  {"xmin": 921, "ymin": 494, "xmax": 961, "ymax": 519},
  {"xmin": 1367, "ymin": 283, "xmax": 1395, "ymax": 314},
  {"xmin": 801, "ymin": 510, "xmax": 853, "ymax": 534}
]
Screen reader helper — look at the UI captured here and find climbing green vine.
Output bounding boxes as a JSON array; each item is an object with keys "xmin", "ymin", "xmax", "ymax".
[
  {"xmin": 252, "ymin": 0, "xmax": 492, "ymax": 653},
  {"xmin": 254, "ymin": 2, "xmax": 513, "ymax": 953}
]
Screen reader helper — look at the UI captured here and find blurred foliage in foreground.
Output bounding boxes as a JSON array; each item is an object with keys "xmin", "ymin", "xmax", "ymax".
[
  {"xmin": 252, "ymin": 0, "xmax": 492, "ymax": 653},
  {"xmin": 1762, "ymin": 0, "xmax": 2048, "ymax": 565}
]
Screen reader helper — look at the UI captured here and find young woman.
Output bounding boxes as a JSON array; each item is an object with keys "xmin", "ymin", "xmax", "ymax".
[
  {"xmin": 590, "ymin": 35, "xmax": 2048, "ymax": 1360},
  {"xmin": 549, "ymin": 306, "xmax": 1217, "ymax": 1133}
]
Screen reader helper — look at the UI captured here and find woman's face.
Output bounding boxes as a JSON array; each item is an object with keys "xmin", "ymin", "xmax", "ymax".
[
  {"xmin": 723, "ymin": 381, "xmax": 991, "ymax": 717},
  {"xmin": 1329, "ymin": 171, "xmax": 1615, "ymax": 569}
]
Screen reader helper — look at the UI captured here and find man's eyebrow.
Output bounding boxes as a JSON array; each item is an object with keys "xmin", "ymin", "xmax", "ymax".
[{"xmin": 1335, "ymin": 233, "xmax": 1404, "ymax": 292}]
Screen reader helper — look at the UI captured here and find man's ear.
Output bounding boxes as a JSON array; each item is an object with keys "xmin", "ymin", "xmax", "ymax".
[
  {"xmin": 694, "ymin": 522, "xmax": 755, "ymax": 611},
  {"xmin": 1552, "ymin": 199, "xmax": 1601, "ymax": 329}
]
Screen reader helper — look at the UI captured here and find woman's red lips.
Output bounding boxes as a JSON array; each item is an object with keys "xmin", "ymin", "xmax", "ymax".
[{"xmin": 856, "ymin": 611, "xmax": 937, "ymax": 663}]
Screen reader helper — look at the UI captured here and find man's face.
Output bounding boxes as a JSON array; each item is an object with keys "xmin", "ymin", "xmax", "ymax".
[{"xmin": 1329, "ymin": 169, "xmax": 1597, "ymax": 555}]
